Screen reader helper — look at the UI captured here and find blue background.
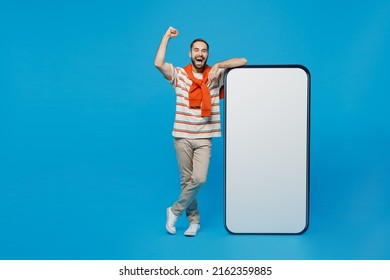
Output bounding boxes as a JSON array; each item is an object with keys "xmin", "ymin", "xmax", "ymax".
[{"xmin": 1, "ymin": 0, "xmax": 389, "ymax": 259}]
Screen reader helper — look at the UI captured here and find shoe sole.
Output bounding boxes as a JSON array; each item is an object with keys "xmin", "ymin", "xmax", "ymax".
[
  {"xmin": 184, "ymin": 227, "xmax": 201, "ymax": 237},
  {"xmin": 166, "ymin": 226, "xmax": 176, "ymax": 235}
]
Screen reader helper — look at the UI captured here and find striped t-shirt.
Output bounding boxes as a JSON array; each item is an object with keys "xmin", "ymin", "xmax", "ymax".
[{"xmin": 168, "ymin": 64, "xmax": 224, "ymax": 139}]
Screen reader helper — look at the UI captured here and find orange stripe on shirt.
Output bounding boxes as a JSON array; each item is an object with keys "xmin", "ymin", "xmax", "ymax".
[
  {"xmin": 173, "ymin": 128, "xmax": 221, "ymax": 134},
  {"xmin": 175, "ymin": 120, "xmax": 220, "ymax": 125}
]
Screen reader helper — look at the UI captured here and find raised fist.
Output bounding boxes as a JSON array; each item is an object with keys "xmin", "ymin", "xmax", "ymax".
[{"xmin": 165, "ymin": 26, "xmax": 179, "ymax": 38}]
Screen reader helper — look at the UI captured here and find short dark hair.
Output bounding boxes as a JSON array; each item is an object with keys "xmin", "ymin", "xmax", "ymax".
[{"xmin": 190, "ymin": 38, "xmax": 209, "ymax": 51}]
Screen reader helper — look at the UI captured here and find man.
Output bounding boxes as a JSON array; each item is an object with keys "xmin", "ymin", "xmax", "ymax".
[{"xmin": 154, "ymin": 26, "xmax": 247, "ymax": 236}]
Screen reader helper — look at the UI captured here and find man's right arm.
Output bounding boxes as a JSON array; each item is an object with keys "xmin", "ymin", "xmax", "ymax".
[{"xmin": 154, "ymin": 26, "xmax": 179, "ymax": 81}]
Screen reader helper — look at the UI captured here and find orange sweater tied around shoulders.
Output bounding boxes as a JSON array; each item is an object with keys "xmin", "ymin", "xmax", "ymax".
[{"xmin": 183, "ymin": 64, "xmax": 224, "ymax": 117}]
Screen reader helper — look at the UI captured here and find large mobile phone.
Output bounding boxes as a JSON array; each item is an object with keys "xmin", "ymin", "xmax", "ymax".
[{"xmin": 224, "ymin": 65, "xmax": 310, "ymax": 234}]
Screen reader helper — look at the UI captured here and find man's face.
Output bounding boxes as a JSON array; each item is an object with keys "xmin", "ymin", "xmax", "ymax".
[{"xmin": 189, "ymin": 41, "xmax": 209, "ymax": 71}]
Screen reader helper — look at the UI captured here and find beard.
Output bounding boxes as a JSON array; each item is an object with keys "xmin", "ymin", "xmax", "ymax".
[{"xmin": 191, "ymin": 55, "xmax": 208, "ymax": 71}]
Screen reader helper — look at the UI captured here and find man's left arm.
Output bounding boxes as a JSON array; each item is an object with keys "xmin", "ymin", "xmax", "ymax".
[{"xmin": 207, "ymin": 58, "xmax": 247, "ymax": 84}]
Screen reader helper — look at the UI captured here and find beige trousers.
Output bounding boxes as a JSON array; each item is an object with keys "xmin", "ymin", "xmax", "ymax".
[{"xmin": 171, "ymin": 137, "xmax": 212, "ymax": 224}]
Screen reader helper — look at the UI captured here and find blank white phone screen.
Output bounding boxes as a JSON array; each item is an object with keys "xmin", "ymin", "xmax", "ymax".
[{"xmin": 224, "ymin": 66, "xmax": 310, "ymax": 234}]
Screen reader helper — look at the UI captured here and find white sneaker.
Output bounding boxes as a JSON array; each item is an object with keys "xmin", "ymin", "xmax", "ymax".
[
  {"xmin": 166, "ymin": 207, "xmax": 178, "ymax": 234},
  {"xmin": 184, "ymin": 224, "xmax": 200, "ymax": 237}
]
